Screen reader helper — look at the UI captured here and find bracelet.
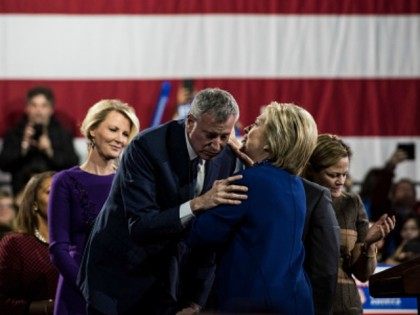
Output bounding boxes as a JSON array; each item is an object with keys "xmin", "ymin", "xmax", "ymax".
[{"xmin": 361, "ymin": 242, "xmax": 377, "ymax": 258}]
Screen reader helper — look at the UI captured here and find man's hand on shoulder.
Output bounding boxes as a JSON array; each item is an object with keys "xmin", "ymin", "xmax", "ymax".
[{"xmin": 190, "ymin": 174, "xmax": 248, "ymax": 213}]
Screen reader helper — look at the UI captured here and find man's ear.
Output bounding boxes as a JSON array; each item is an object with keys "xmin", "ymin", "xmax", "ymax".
[{"xmin": 186, "ymin": 114, "xmax": 196, "ymax": 133}]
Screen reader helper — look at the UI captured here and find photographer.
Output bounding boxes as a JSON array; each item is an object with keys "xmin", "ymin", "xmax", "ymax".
[{"xmin": 0, "ymin": 86, "xmax": 79, "ymax": 195}]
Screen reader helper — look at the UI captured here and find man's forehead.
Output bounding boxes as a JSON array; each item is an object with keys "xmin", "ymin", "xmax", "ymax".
[
  {"xmin": 197, "ymin": 114, "xmax": 236, "ymax": 132},
  {"xmin": 200, "ymin": 125, "xmax": 233, "ymax": 135},
  {"xmin": 27, "ymin": 94, "xmax": 51, "ymax": 106},
  {"xmin": 197, "ymin": 112, "xmax": 237, "ymax": 123}
]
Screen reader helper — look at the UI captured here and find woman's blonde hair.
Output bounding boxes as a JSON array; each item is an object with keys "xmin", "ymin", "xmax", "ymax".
[
  {"xmin": 262, "ymin": 102, "xmax": 318, "ymax": 175},
  {"xmin": 80, "ymin": 99, "xmax": 140, "ymax": 146},
  {"xmin": 16, "ymin": 171, "xmax": 54, "ymax": 235},
  {"xmin": 304, "ymin": 134, "xmax": 352, "ymax": 180}
]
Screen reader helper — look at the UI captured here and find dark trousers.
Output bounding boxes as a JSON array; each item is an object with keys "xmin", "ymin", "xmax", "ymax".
[
  {"xmin": 86, "ymin": 285, "xmax": 178, "ymax": 315},
  {"xmin": 87, "ymin": 303, "xmax": 178, "ymax": 315},
  {"xmin": 87, "ymin": 305, "xmax": 105, "ymax": 315}
]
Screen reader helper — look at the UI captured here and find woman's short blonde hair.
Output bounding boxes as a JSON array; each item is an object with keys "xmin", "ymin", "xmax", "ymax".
[
  {"xmin": 80, "ymin": 99, "xmax": 140, "ymax": 145},
  {"xmin": 262, "ymin": 102, "xmax": 318, "ymax": 175},
  {"xmin": 304, "ymin": 134, "xmax": 352, "ymax": 179}
]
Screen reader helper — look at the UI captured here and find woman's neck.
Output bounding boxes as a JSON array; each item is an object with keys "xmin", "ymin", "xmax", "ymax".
[
  {"xmin": 80, "ymin": 149, "xmax": 116, "ymax": 175},
  {"xmin": 253, "ymin": 152, "xmax": 271, "ymax": 164},
  {"xmin": 36, "ymin": 217, "xmax": 49, "ymax": 243}
]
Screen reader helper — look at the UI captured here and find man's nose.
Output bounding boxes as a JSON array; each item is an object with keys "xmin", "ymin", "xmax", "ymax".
[{"xmin": 210, "ymin": 138, "xmax": 222, "ymax": 151}]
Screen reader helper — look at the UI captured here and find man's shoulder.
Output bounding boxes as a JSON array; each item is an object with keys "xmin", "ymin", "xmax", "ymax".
[
  {"xmin": 138, "ymin": 120, "xmax": 183, "ymax": 141},
  {"xmin": 126, "ymin": 120, "xmax": 185, "ymax": 160}
]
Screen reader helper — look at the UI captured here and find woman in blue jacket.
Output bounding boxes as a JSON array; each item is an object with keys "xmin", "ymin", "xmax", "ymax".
[{"xmin": 188, "ymin": 102, "xmax": 318, "ymax": 313}]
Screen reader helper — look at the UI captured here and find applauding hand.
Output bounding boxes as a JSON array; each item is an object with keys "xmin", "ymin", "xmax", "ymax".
[{"xmin": 365, "ymin": 214, "xmax": 396, "ymax": 246}]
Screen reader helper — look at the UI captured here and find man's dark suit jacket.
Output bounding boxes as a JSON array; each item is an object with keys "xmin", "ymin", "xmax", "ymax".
[
  {"xmin": 302, "ymin": 178, "xmax": 340, "ymax": 315},
  {"xmin": 78, "ymin": 120, "xmax": 236, "ymax": 315}
]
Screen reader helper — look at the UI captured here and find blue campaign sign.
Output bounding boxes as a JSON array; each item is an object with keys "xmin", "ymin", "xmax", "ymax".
[{"xmin": 356, "ymin": 264, "xmax": 417, "ymax": 314}]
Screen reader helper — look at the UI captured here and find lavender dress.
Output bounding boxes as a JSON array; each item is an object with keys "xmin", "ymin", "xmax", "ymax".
[{"xmin": 48, "ymin": 166, "xmax": 114, "ymax": 315}]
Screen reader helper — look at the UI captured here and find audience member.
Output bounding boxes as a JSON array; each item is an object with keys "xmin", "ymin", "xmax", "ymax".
[
  {"xmin": 366, "ymin": 175, "xmax": 418, "ymax": 260},
  {"xmin": 48, "ymin": 100, "xmax": 139, "ymax": 315},
  {"xmin": 360, "ymin": 148, "xmax": 408, "ymax": 220},
  {"xmin": 390, "ymin": 178, "xmax": 418, "ymax": 218},
  {"xmin": 0, "ymin": 86, "xmax": 79, "ymax": 195},
  {"xmin": 172, "ymin": 79, "xmax": 195, "ymax": 120},
  {"xmin": 78, "ymin": 88, "xmax": 247, "ymax": 315},
  {"xmin": 386, "ymin": 215, "xmax": 420, "ymax": 265},
  {"xmin": 304, "ymin": 134, "xmax": 395, "ymax": 314},
  {"xmin": 187, "ymin": 102, "xmax": 317, "ymax": 313},
  {"xmin": 0, "ymin": 224, "xmax": 12, "ymax": 240},
  {"xmin": 0, "ymin": 171, "xmax": 58, "ymax": 315},
  {"xmin": 0, "ymin": 188, "xmax": 16, "ymax": 227}
]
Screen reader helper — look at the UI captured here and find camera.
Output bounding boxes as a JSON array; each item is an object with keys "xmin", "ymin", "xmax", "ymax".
[
  {"xmin": 397, "ymin": 143, "xmax": 415, "ymax": 160},
  {"xmin": 32, "ymin": 124, "xmax": 44, "ymax": 141}
]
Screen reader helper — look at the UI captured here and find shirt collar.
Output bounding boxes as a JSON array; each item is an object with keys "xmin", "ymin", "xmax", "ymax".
[{"xmin": 185, "ymin": 128, "xmax": 197, "ymax": 161}]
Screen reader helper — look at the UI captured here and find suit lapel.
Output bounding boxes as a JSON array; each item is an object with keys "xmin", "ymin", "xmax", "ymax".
[{"xmin": 167, "ymin": 121, "xmax": 195, "ymax": 200}]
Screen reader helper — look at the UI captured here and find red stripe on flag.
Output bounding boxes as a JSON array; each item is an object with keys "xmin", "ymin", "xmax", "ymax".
[
  {"xmin": 0, "ymin": 79, "xmax": 418, "ymax": 137},
  {"xmin": 1, "ymin": 0, "xmax": 419, "ymax": 15}
]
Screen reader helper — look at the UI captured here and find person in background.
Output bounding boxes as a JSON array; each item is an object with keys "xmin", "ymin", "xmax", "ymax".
[
  {"xmin": 48, "ymin": 100, "xmax": 139, "ymax": 315},
  {"xmin": 360, "ymin": 147, "xmax": 420, "ymax": 260},
  {"xmin": 172, "ymin": 79, "xmax": 196, "ymax": 120},
  {"xmin": 0, "ymin": 224, "xmax": 12, "ymax": 240},
  {"xmin": 386, "ymin": 215, "xmax": 420, "ymax": 265},
  {"xmin": 0, "ymin": 188, "xmax": 16, "ymax": 227},
  {"xmin": 188, "ymin": 102, "xmax": 317, "ymax": 313},
  {"xmin": 360, "ymin": 148, "xmax": 409, "ymax": 221},
  {"xmin": 78, "ymin": 88, "xmax": 247, "ymax": 315},
  {"xmin": 0, "ymin": 171, "xmax": 57, "ymax": 315},
  {"xmin": 304, "ymin": 134, "xmax": 395, "ymax": 314},
  {"xmin": 0, "ymin": 86, "xmax": 79, "ymax": 195}
]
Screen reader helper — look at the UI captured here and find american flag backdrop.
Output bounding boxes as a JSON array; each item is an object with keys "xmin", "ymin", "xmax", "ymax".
[{"xmin": 0, "ymin": 0, "xmax": 419, "ymax": 187}]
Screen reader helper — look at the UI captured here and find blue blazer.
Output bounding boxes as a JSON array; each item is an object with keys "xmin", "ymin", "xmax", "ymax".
[
  {"xmin": 188, "ymin": 162, "xmax": 314, "ymax": 314},
  {"xmin": 78, "ymin": 120, "xmax": 237, "ymax": 315}
]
